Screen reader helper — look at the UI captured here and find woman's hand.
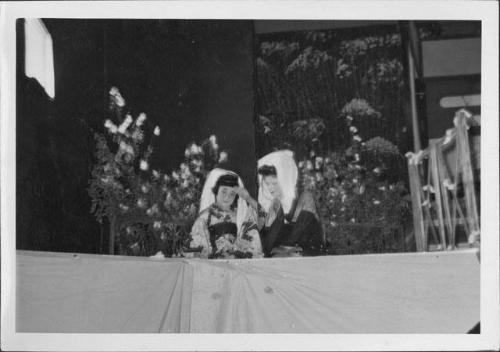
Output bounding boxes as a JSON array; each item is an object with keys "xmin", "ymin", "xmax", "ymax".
[
  {"xmin": 234, "ymin": 186, "xmax": 260, "ymax": 212},
  {"xmin": 233, "ymin": 186, "xmax": 251, "ymax": 201}
]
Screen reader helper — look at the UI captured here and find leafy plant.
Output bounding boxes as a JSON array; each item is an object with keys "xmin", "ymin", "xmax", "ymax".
[
  {"xmin": 297, "ymin": 114, "xmax": 412, "ymax": 254},
  {"xmin": 88, "ymin": 87, "xmax": 228, "ymax": 256}
]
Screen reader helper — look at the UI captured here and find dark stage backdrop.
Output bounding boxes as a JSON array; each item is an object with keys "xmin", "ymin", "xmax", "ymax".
[{"xmin": 17, "ymin": 19, "xmax": 256, "ymax": 254}]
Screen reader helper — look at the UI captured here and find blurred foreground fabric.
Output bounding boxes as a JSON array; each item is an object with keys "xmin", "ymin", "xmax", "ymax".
[{"xmin": 16, "ymin": 249, "xmax": 479, "ymax": 333}]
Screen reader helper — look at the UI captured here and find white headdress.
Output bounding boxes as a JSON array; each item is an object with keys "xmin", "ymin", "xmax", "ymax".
[
  {"xmin": 199, "ymin": 168, "xmax": 248, "ymax": 235},
  {"xmin": 257, "ymin": 150, "xmax": 298, "ymax": 215}
]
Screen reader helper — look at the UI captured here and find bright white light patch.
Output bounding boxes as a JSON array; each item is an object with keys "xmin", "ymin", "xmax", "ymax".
[{"xmin": 24, "ymin": 19, "xmax": 55, "ymax": 99}]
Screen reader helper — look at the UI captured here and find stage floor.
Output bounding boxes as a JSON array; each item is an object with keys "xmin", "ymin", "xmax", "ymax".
[{"xmin": 16, "ymin": 249, "xmax": 480, "ymax": 333}]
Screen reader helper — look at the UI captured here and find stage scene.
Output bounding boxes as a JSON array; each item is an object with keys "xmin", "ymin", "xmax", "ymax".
[{"xmin": 15, "ymin": 19, "xmax": 481, "ymax": 333}]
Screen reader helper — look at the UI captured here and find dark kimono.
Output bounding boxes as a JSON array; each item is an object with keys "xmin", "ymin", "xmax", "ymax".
[{"xmin": 258, "ymin": 191, "xmax": 324, "ymax": 256}]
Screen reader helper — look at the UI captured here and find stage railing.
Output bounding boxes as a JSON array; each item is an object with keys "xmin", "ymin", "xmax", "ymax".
[{"xmin": 406, "ymin": 109, "xmax": 480, "ymax": 252}]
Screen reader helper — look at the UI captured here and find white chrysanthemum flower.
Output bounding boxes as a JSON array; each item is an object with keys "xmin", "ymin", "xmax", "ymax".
[
  {"xmin": 373, "ymin": 200, "xmax": 380, "ymax": 205},
  {"xmin": 109, "ymin": 87, "xmax": 120, "ymax": 96},
  {"xmin": 136, "ymin": 113, "xmax": 147, "ymax": 127},
  {"xmin": 146, "ymin": 207, "xmax": 154, "ymax": 216},
  {"xmin": 105, "ymin": 121, "xmax": 118, "ymax": 134},
  {"xmin": 140, "ymin": 160, "xmax": 149, "ymax": 171},
  {"xmin": 209, "ymin": 135, "xmax": 217, "ymax": 145},
  {"xmin": 378, "ymin": 186, "xmax": 386, "ymax": 191},
  {"xmin": 306, "ymin": 161, "xmax": 313, "ymax": 170},
  {"xmin": 298, "ymin": 161, "xmax": 305, "ymax": 168},
  {"xmin": 153, "ymin": 221, "xmax": 162, "ymax": 230},
  {"xmin": 190, "ymin": 143, "xmax": 202, "ymax": 155},
  {"xmin": 185, "ymin": 148, "xmax": 191, "ymax": 157},
  {"xmin": 152, "ymin": 170, "xmax": 160, "ymax": 179},
  {"xmin": 315, "ymin": 157, "xmax": 323, "ymax": 168},
  {"xmin": 354, "ymin": 153, "xmax": 360, "ymax": 162},
  {"xmin": 172, "ymin": 171, "xmax": 180, "ymax": 180},
  {"xmin": 218, "ymin": 151, "xmax": 228, "ymax": 163},
  {"xmin": 153, "ymin": 126, "xmax": 161, "ymax": 136},
  {"xmin": 349, "ymin": 126, "xmax": 358, "ymax": 134},
  {"xmin": 330, "ymin": 221, "xmax": 338, "ymax": 227},
  {"xmin": 104, "ymin": 119, "xmax": 113, "ymax": 128},
  {"xmin": 373, "ymin": 167, "xmax": 381, "ymax": 174},
  {"xmin": 353, "ymin": 135, "xmax": 362, "ymax": 142},
  {"xmin": 137, "ymin": 198, "xmax": 146, "ymax": 208},
  {"xmin": 346, "ymin": 115, "xmax": 354, "ymax": 121},
  {"xmin": 114, "ymin": 95, "xmax": 125, "ymax": 107},
  {"xmin": 350, "ymin": 218, "xmax": 356, "ymax": 223},
  {"xmin": 119, "ymin": 141, "xmax": 131, "ymax": 152},
  {"xmin": 341, "ymin": 194, "xmax": 347, "ymax": 203},
  {"xmin": 141, "ymin": 184, "xmax": 150, "ymax": 193},
  {"xmin": 118, "ymin": 115, "xmax": 133, "ymax": 134}
]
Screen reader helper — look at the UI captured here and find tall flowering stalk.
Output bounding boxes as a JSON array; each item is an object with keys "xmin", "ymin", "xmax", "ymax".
[{"xmin": 88, "ymin": 87, "xmax": 228, "ymax": 256}]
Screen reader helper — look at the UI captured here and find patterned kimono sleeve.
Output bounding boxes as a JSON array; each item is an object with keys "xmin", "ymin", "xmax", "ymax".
[{"xmin": 189, "ymin": 212, "xmax": 212, "ymax": 258}]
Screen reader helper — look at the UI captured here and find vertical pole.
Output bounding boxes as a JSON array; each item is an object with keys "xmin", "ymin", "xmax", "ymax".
[
  {"xmin": 455, "ymin": 111, "xmax": 480, "ymax": 236},
  {"xmin": 429, "ymin": 142, "xmax": 447, "ymax": 249},
  {"xmin": 407, "ymin": 158, "xmax": 426, "ymax": 251},
  {"xmin": 109, "ymin": 214, "xmax": 116, "ymax": 255},
  {"xmin": 407, "ymin": 41, "xmax": 421, "ymax": 152}
]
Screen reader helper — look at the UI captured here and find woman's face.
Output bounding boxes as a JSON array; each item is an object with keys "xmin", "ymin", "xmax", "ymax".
[
  {"xmin": 216, "ymin": 185, "xmax": 237, "ymax": 210},
  {"xmin": 262, "ymin": 175, "xmax": 280, "ymax": 198}
]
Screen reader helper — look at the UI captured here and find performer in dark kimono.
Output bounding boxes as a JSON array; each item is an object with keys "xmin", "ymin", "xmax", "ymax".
[{"xmin": 236, "ymin": 150, "xmax": 324, "ymax": 257}]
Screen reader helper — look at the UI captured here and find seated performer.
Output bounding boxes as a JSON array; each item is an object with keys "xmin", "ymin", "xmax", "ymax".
[
  {"xmin": 188, "ymin": 168, "xmax": 263, "ymax": 259},
  {"xmin": 254, "ymin": 150, "xmax": 323, "ymax": 257}
]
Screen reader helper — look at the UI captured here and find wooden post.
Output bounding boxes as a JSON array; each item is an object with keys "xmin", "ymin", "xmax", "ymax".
[
  {"xmin": 407, "ymin": 41, "xmax": 421, "ymax": 153},
  {"xmin": 407, "ymin": 157, "xmax": 426, "ymax": 251},
  {"xmin": 109, "ymin": 214, "xmax": 116, "ymax": 255},
  {"xmin": 436, "ymin": 147, "xmax": 455, "ymax": 249},
  {"xmin": 429, "ymin": 142, "xmax": 447, "ymax": 249},
  {"xmin": 455, "ymin": 110, "xmax": 480, "ymax": 235}
]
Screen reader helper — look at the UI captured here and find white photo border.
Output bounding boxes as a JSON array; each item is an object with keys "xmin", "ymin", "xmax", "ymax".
[{"xmin": 1, "ymin": 1, "xmax": 498, "ymax": 351}]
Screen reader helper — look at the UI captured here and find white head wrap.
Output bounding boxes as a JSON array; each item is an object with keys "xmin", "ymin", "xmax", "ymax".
[
  {"xmin": 199, "ymin": 168, "xmax": 248, "ymax": 235},
  {"xmin": 258, "ymin": 150, "xmax": 298, "ymax": 215}
]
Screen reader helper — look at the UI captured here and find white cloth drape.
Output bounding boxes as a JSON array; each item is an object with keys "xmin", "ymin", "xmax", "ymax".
[
  {"xmin": 258, "ymin": 150, "xmax": 298, "ymax": 215},
  {"xmin": 16, "ymin": 249, "xmax": 480, "ymax": 333},
  {"xmin": 199, "ymin": 168, "xmax": 248, "ymax": 235},
  {"xmin": 24, "ymin": 19, "xmax": 55, "ymax": 99}
]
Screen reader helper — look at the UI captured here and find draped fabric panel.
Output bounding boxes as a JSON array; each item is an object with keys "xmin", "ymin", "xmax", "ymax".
[{"xmin": 16, "ymin": 250, "xmax": 479, "ymax": 333}]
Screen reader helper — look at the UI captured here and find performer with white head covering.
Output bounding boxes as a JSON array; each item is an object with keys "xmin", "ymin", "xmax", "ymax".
[
  {"xmin": 255, "ymin": 150, "xmax": 323, "ymax": 257},
  {"xmin": 188, "ymin": 168, "xmax": 263, "ymax": 259}
]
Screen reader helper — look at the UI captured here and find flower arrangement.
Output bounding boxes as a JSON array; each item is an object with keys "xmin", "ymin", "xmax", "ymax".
[
  {"xmin": 297, "ymin": 113, "xmax": 412, "ymax": 254},
  {"xmin": 88, "ymin": 87, "xmax": 228, "ymax": 256}
]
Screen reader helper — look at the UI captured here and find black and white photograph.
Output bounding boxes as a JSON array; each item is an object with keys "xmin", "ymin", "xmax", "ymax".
[{"xmin": 1, "ymin": 1, "xmax": 498, "ymax": 351}]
